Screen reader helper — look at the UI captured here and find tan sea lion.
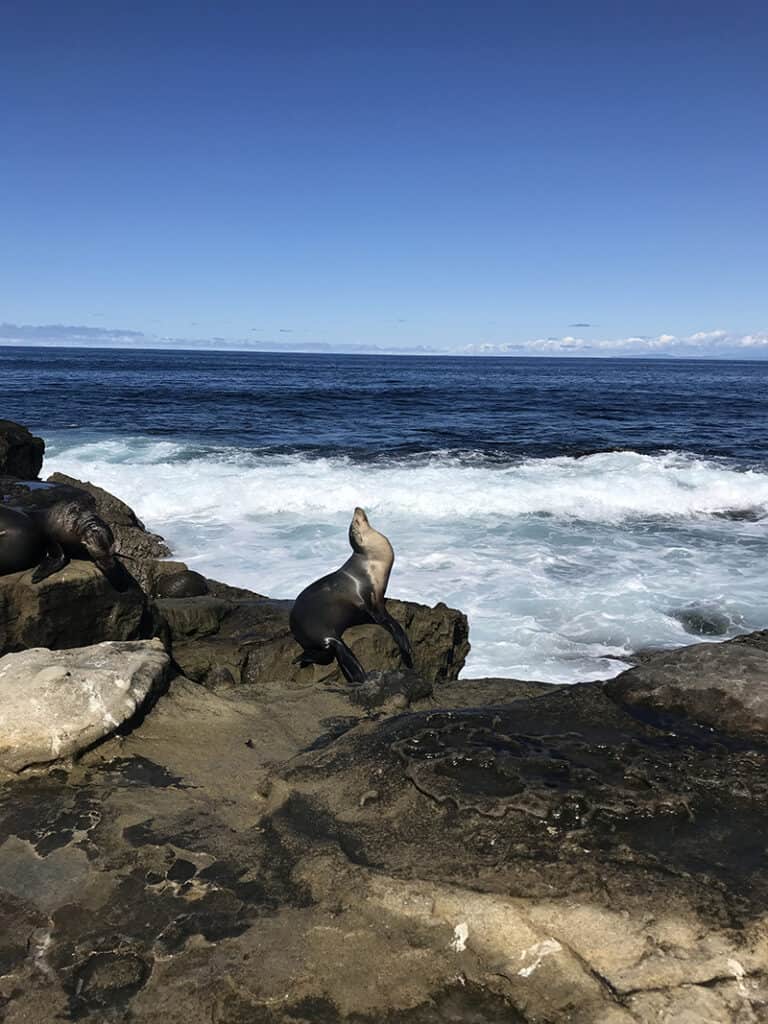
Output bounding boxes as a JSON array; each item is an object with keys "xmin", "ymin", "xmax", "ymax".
[{"xmin": 289, "ymin": 507, "xmax": 413, "ymax": 684}]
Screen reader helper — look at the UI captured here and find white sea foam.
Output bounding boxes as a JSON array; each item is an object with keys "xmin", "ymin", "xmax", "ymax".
[{"xmin": 44, "ymin": 437, "xmax": 768, "ymax": 683}]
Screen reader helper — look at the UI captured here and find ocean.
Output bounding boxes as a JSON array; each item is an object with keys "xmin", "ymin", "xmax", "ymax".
[{"xmin": 2, "ymin": 344, "xmax": 767, "ymax": 682}]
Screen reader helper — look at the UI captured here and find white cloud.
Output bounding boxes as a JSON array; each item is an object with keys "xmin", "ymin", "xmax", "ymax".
[{"xmin": 465, "ymin": 329, "xmax": 768, "ymax": 357}]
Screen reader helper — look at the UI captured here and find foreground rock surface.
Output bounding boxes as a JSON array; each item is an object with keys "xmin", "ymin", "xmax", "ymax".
[
  {"xmin": 0, "ymin": 640, "xmax": 169, "ymax": 774},
  {"xmin": 606, "ymin": 638, "xmax": 768, "ymax": 738},
  {"xmin": 1, "ymin": 662, "xmax": 766, "ymax": 1023}
]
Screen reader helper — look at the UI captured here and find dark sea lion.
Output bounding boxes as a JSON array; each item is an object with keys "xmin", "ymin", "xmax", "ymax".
[
  {"xmin": 27, "ymin": 499, "xmax": 117, "ymax": 583},
  {"xmin": 289, "ymin": 507, "xmax": 413, "ymax": 684},
  {"xmin": 0, "ymin": 506, "xmax": 46, "ymax": 575},
  {"xmin": 155, "ymin": 570, "xmax": 210, "ymax": 598}
]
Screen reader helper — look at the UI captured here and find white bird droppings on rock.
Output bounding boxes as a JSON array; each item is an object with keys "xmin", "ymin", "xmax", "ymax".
[
  {"xmin": 517, "ymin": 938, "xmax": 562, "ymax": 978},
  {"xmin": 450, "ymin": 922, "xmax": 469, "ymax": 952}
]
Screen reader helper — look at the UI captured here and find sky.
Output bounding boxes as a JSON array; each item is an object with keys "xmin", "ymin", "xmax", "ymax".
[{"xmin": 1, "ymin": 1, "xmax": 767, "ymax": 357}]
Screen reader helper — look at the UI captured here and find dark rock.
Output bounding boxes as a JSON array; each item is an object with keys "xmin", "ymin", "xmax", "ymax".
[
  {"xmin": 435, "ymin": 677, "xmax": 561, "ymax": 707},
  {"xmin": 728, "ymin": 629, "xmax": 768, "ymax": 653},
  {"xmin": 154, "ymin": 570, "xmax": 209, "ymax": 598},
  {"xmin": 605, "ymin": 640, "xmax": 768, "ymax": 738},
  {"xmin": 0, "ymin": 560, "xmax": 148, "ymax": 657},
  {"xmin": 156, "ymin": 593, "xmax": 469, "ymax": 688},
  {"xmin": 0, "ymin": 420, "xmax": 44, "ymax": 478},
  {"xmin": 668, "ymin": 603, "xmax": 734, "ymax": 637},
  {"xmin": 348, "ymin": 669, "xmax": 433, "ymax": 710}
]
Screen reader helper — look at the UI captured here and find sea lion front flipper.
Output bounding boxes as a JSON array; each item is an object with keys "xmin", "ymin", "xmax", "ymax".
[
  {"xmin": 370, "ymin": 608, "xmax": 414, "ymax": 669},
  {"xmin": 327, "ymin": 638, "xmax": 367, "ymax": 685},
  {"xmin": 31, "ymin": 541, "xmax": 68, "ymax": 583}
]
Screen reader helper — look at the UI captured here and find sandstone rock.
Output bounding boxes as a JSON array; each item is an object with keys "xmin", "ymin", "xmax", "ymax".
[
  {"xmin": 156, "ymin": 593, "xmax": 469, "ymax": 688},
  {"xmin": 0, "ymin": 639, "xmax": 169, "ymax": 773},
  {"xmin": 0, "ymin": 420, "xmax": 44, "ymax": 478},
  {"xmin": 605, "ymin": 640, "xmax": 768, "ymax": 738},
  {"xmin": 0, "ymin": 561, "xmax": 147, "ymax": 657}
]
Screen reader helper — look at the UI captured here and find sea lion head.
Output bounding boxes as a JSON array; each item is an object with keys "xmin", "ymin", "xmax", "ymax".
[
  {"xmin": 349, "ymin": 507, "xmax": 394, "ymax": 566},
  {"xmin": 80, "ymin": 515, "xmax": 116, "ymax": 571}
]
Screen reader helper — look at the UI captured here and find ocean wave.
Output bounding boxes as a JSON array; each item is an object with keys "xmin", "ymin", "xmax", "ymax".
[
  {"xmin": 44, "ymin": 437, "xmax": 768, "ymax": 524},
  {"xmin": 43, "ymin": 435, "xmax": 768, "ymax": 683}
]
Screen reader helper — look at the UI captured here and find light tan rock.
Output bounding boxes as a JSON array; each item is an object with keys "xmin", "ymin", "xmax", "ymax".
[{"xmin": 0, "ymin": 639, "xmax": 169, "ymax": 773}]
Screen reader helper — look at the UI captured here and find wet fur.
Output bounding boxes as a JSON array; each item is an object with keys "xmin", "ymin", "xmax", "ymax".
[{"xmin": 0, "ymin": 506, "xmax": 46, "ymax": 575}]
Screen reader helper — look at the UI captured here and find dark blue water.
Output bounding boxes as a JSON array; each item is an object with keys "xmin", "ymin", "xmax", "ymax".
[{"xmin": 2, "ymin": 346, "xmax": 766, "ymax": 464}]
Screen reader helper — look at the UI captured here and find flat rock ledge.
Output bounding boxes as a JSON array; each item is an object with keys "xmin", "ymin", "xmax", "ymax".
[{"xmin": 0, "ymin": 640, "xmax": 169, "ymax": 774}]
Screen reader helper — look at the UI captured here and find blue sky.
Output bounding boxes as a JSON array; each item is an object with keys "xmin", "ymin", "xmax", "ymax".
[{"xmin": 1, "ymin": 1, "xmax": 766, "ymax": 356}]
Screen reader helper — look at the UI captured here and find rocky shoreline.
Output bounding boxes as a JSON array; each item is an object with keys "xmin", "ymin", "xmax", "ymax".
[{"xmin": 1, "ymin": 420, "xmax": 767, "ymax": 1023}]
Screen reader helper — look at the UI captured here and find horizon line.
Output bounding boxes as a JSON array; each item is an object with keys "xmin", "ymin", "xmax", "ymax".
[{"xmin": 2, "ymin": 341, "xmax": 766, "ymax": 363}]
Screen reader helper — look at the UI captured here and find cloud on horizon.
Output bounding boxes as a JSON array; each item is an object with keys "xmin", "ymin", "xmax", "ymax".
[
  {"xmin": 464, "ymin": 329, "xmax": 768, "ymax": 358},
  {"xmin": 0, "ymin": 322, "xmax": 145, "ymax": 344},
  {"xmin": 2, "ymin": 322, "xmax": 768, "ymax": 359}
]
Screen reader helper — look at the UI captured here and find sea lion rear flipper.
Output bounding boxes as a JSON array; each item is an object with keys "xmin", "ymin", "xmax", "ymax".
[
  {"xmin": 327, "ymin": 638, "xmax": 367, "ymax": 685},
  {"xmin": 31, "ymin": 542, "xmax": 68, "ymax": 584},
  {"xmin": 371, "ymin": 608, "xmax": 414, "ymax": 669}
]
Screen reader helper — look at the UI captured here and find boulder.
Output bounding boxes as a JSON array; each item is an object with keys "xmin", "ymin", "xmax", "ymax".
[
  {"xmin": 154, "ymin": 570, "xmax": 209, "ymax": 598},
  {"xmin": 0, "ymin": 420, "xmax": 44, "ymax": 478},
  {"xmin": 0, "ymin": 561, "xmax": 148, "ymax": 657},
  {"xmin": 155, "ymin": 593, "xmax": 469, "ymax": 687},
  {"xmin": 0, "ymin": 639, "xmax": 169, "ymax": 773},
  {"xmin": 605, "ymin": 639, "xmax": 768, "ymax": 738}
]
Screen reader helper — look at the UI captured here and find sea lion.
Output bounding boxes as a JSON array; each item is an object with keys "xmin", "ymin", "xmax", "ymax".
[
  {"xmin": 289, "ymin": 507, "xmax": 413, "ymax": 684},
  {"xmin": 27, "ymin": 499, "xmax": 117, "ymax": 583},
  {"xmin": 0, "ymin": 506, "xmax": 46, "ymax": 575}
]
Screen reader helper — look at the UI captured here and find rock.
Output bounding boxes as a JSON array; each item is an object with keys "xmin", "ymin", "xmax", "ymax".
[
  {"xmin": 46, "ymin": 473, "xmax": 171, "ymax": 588},
  {"xmin": 156, "ymin": 593, "xmax": 469, "ymax": 688},
  {"xmin": 0, "ymin": 669, "xmax": 766, "ymax": 1022},
  {"xmin": 668, "ymin": 603, "xmax": 734, "ymax": 637},
  {"xmin": 0, "ymin": 561, "xmax": 148, "ymax": 657},
  {"xmin": 347, "ymin": 669, "xmax": 432, "ymax": 709},
  {"xmin": 260, "ymin": 682, "xmax": 768, "ymax": 1022},
  {"xmin": 436, "ymin": 677, "xmax": 561, "ymax": 707},
  {"xmin": 605, "ymin": 640, "xmax": 768, "ymax": 738},
  {"xmin": 0, "ymin": 639, "xmax": 169, "ymax": 773},
  {"xmin": 154, "ymin": 570, "xmax": 209, "ymax": 598},
  {"xmin": 0, "ymin": 420, "xmax": 44, "ymax": 478}
]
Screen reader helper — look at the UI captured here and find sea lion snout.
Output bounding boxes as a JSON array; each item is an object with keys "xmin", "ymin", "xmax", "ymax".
[{"xmin": 349, "ymin": 507, "xmax": 371, "ymax": 550}]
